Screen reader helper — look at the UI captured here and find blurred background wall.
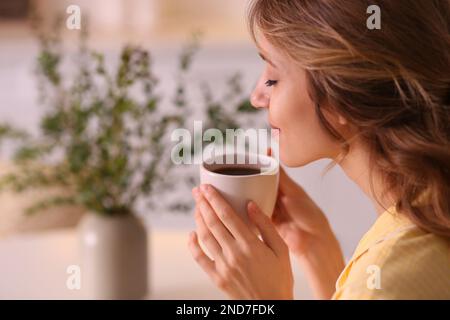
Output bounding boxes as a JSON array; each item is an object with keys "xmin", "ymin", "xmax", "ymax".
[{"xmin": 0, "ymin": 0, "xmax": 376, "ymax": 260}]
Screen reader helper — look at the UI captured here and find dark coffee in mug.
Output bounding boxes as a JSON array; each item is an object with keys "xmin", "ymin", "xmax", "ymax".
[{"xmin": 213, "ymin": 167, "xmax": 261, "ymax": 176}]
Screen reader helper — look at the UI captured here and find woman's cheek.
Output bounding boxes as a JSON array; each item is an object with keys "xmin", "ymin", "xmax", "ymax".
[
  {"xmin": 275, "ymin": 90, "xmax": 317, "ymax": 166},
  {"xmin": 270, "ymin": 97, "xmax": 297, "ymax": 165}
]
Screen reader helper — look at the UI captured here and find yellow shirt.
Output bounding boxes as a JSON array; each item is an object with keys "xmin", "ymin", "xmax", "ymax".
[{"xmin": 332, "ymin": 206, "xmax": 450, "ymax": 299}]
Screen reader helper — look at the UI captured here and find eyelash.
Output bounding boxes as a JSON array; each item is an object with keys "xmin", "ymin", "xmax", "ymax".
[{"xmin": 265, "ymin": 79, "xmax": 278, "ymax": 87}]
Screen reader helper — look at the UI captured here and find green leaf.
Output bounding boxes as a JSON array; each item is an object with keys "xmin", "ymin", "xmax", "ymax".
[
  {"xmin": 0, "ymin": 124, "xmax": 29, "ymax": 141},
  {"xmin": 37, "ymin": 49, "xmax": 61, "ymax": 86},
  {"xmin": 67, "ymin": 142, "xmax": 91, "ymax": 172},
  {"xmin": 236, "ymin": 99, "xmax": 258, "ymax": 113},
  {"xmin": 13, "ymin": 145, "xmax": 47, "ymax": 163},
  {"xmin": 41, "ymin": 111, "xmax": 65, "ymax": 136},
  {"xmin": 25, "ymin": 196, "xmax": 77, "ymax": 215},
  {"xmin": 146, "ymin": 98, "xmax": 157, "ymax": 112}
]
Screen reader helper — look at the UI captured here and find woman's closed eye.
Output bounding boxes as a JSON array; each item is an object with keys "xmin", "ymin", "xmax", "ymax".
[{"xmin": 265, "ymin": 79, "xmax": 278, "ymax": 87}]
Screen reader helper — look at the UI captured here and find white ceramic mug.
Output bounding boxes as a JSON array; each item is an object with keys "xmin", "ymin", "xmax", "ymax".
[{"xmin": 199, "ymin": 152, "xmax": 279, "ymax": 233}]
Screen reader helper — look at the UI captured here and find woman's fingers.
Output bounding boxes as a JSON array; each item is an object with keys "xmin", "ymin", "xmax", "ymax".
[
  {"xmin": 188, "ymin": 231, "xmax": 220, "ymax": 282},
  {"xmin": 273, "ymin": 196, "xmax": 290, "ymax": 222},
  {"xmin": 271, "ymin": 202, "xmax": 290, "ymax": 232},
  {"xmin": 193, "ymin": 187, "xmax": 237, "ymax": 250},
  {"xmin": 280, "ymin": 195, "xmax": 322, "ymax": 234},
  {"xmin": 199, "ymin": 184, "xmax": 256, "ymax": 245},
  {"xmin": 194, "ymin": 205, "xmax": 222, "ymax": 258},
  {"xmin": 278, "ymin": 166, "xmax": 295, "ymax": 195},
  {"xmin": 188, "ymin": 229, "xmax": 248, "ymax": 297},
  {"xmin": 247, "ymin": 201, "xmax": 289, "ymax": 257}
]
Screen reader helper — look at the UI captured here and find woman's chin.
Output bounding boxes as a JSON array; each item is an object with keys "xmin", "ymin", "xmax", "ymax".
[
  {"xmin": 279, "ymin": 149, "xmax": 317, "ymax": 168},
  {"xmin": 279, "ymin": 150, "xmax": 298, "ymax": 167}
]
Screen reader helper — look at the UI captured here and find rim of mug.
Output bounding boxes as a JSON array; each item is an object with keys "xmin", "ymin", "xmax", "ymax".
[{"xmin": 200, "ymin": 152, "xmax": 279, "ymax": 177}]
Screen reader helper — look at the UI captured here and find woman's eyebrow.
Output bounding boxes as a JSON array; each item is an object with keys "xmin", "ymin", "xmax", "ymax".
[{"xmin": 258, "ymin": 52, "xmax": 277, "ymax": 68}]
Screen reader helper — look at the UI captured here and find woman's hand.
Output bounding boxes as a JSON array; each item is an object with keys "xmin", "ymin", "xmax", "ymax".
[
  {"xmin": 272, "ymin": 165, "xmax": 345, "ymax": 299},
  {"xmin": 272, "ymin": 165, "xmax": 334, "ymax": 256},
  {"xmin": 188, "ymin": 184, "xmax": 294, "ymax": 300}
]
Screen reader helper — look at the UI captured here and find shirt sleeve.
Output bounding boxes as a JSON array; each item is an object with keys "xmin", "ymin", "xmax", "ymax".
[{"xmin": 333, "ymin": 229, "xmax": 450, "ymax": 300}]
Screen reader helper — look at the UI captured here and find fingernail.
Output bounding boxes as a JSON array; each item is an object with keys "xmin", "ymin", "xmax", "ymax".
[{"xmin": 248, "ymin": 201, "xmax": 256, "ymax": 213}]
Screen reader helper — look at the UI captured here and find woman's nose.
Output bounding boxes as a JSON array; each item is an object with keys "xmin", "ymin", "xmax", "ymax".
[{"xmin": 250, "ymin": 77, "xmax": 270, "ymax": 109}]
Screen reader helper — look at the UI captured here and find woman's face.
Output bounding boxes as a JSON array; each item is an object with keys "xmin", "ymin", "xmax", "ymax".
[{"xmin": 250, "ymin": 34, "xmax": 344, "ymax": 167}]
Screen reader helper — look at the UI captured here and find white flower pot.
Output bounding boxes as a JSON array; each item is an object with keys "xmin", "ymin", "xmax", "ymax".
[{"xmin": 78, "ymin": 212, "xmax": 148, "ymax": 299}]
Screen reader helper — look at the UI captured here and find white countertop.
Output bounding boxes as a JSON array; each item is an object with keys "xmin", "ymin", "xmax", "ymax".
[{"xmin": 0, "ymin": 227, "xmax": 313, "ymax": 299}]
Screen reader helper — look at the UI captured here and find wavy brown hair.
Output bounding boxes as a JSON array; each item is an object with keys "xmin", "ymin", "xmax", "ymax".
[{"xmin": 248, "ymin": 0, "xmax": 450, "ymax": 237}]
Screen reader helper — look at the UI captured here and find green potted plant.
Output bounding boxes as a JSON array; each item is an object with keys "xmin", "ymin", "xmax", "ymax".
[{"xmin": 0, "ymin": 22, "xmax": 190, "ymax": 298}]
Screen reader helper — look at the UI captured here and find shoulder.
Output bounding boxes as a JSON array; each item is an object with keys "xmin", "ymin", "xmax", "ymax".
[{"xmin": 334, "ymin": 227, "xmax": 450, "ymax": 299}]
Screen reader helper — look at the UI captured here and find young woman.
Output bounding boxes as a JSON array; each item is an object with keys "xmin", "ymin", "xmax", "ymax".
[{"xmin": 188, "ymin": 0, "xmax": 450, "ymax": 299}]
